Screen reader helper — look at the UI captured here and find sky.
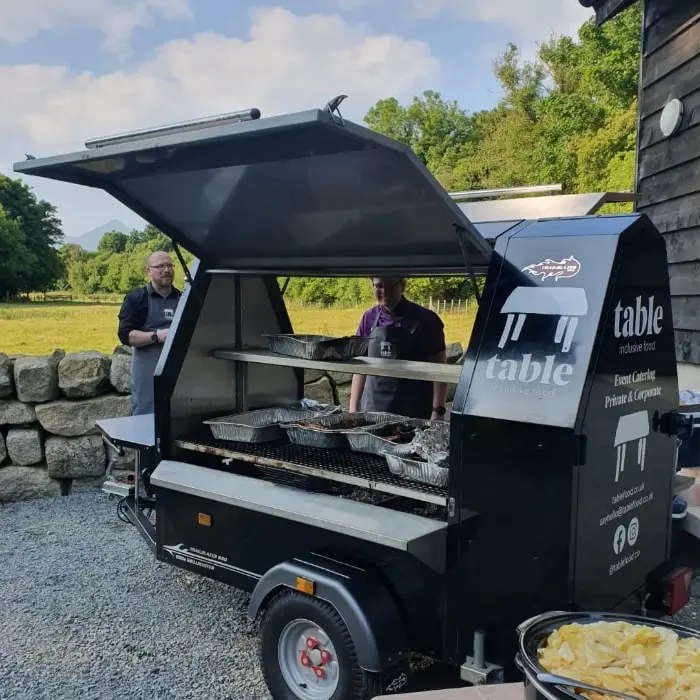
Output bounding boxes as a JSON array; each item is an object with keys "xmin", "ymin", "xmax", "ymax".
[{"xmin": 0, "ymin": 0, "xmax": 595, "ymax": 240}]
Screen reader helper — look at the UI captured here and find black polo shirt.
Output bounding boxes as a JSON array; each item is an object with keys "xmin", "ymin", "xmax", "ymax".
[{"xmin": 117, "ymin": 284, "xmax": 181, "ymax": 346}]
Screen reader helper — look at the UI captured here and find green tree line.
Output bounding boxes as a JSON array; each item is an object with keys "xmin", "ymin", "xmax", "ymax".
[{"xmin": 0, "ymin": 5, "xmax": 641, "ymax": 305}]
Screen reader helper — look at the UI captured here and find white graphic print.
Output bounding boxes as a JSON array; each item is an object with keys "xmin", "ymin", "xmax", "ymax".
[
  {"xmin": 613, "ymin": 411, "xmax": 649, "ymax": 483},
  {"xmin": 498, "ymin": 287, "xmax": 588, "ymax": 353},
  {"xmin": 613, "ymin": 525, "xmax": 626, "ymax": 555},
  {"xmin": 627, "ymin": 517, "xmax": 640, "ymax": 547},
  {"xmin": 522, "ymin": 256, "xmax": 581, "ymax": 282},
  {"xmin": 164, "ymin": 308, "xmax": 174, "ymax": 321}
]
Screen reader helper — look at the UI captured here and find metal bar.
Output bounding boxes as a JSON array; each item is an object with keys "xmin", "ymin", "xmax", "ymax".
[
  {"xmin": 449, "ymin": 184, "xmax": 563, "ymax": 202},
  {"xmin": 174, "ymin": 440, "xmax": 447, "ymax": 506},
  {"xmin": 204, "ymin": 266, "xmax": 491, "ymax": 278},
  {"xmin": 211, "ymin": 349, "xmax": 463, "ymax": 384},
  {"xmin": 124, "ymin": 499, "xmax": 157, "ymax": 554},
  {"xmin": 233, "ymin": 275, "xmax": 247, "ymax": 413},
  {"xmin": 171, "ymin": 242, "xmax": 203, "ymax": 305},
  {"xmin": 85, "ymin": 109, "xmax": 261, "ymax": 149},
  {"xmin": 280, "ymin": 277, "xmax": 291, "ymax": 296}
]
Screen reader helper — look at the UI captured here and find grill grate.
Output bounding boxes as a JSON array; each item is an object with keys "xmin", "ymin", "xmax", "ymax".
[{"xmin": 174, "ymin": 433, "xmax": 448, "ymax": 506}]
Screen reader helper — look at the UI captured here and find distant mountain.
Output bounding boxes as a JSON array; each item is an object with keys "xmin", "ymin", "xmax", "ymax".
[{"xmin": 62, "ymin": 220, "xmax": 131, "ymax": 252}]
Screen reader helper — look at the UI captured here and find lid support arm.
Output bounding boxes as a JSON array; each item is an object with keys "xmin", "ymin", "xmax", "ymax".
[
  {"xmin": 172, "ymin": 241, "xmax": 202, "ymax": 305},
  {"xmin": 454, "ymin": 224, "xmax": 482, "ymax": 306}
]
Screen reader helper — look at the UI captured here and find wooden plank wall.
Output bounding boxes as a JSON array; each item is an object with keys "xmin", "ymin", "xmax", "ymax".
[{"xmin": 638, "ymin": 0, "xmax": 700, "ymax": 364}]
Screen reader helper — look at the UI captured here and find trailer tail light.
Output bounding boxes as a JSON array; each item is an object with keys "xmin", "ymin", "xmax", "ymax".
[
  {"xmin": 197, "ymin": 513, "xmax": 212, "ymax": 527},
  {"xmin": 296, "ymin": 577, "xmax": 315, "ymax": 596},
  {"xmin": 663, "ymin": 567, "xmax": 693, "ymax": 615}
]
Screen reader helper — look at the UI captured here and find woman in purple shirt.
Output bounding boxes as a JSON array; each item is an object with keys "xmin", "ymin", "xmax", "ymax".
[{"xmin": 349, "ymin": 277, "xmax": 448, "ymax": 420}]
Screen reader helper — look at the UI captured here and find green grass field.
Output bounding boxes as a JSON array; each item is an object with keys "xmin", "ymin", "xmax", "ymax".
[{"xmin": 0, "ymin": 301, "xmax": 476, "ymax": 356}]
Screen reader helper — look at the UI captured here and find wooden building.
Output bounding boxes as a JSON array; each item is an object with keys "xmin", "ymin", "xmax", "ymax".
[{"xmin": 581, "ymin": 0, "xmax": 700, "ymax": 389}]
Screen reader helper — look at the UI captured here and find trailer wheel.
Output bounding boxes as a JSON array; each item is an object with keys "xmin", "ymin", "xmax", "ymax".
[{"xmin": 259, "ymin": 590, "xmax": 378, "ymax": 700}]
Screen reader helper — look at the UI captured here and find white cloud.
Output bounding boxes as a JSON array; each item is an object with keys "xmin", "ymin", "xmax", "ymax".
[
  {"xmin": 0, "ymin": 0, "xmax": 192, "ymax": 51},
  {"xmin": 1, "ymin": 6, "xmax": 439, "ymax": 237},
  {"xmin": 332, "ymin": 0, "xmax": 594, "ymax": 49},
  {"xmin": 409, "ymin": 0, "xmax": 593, "ymax": 45}
]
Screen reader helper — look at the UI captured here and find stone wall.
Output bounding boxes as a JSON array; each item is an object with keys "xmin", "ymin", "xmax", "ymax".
[
  {"xmin": 0, "ymin": 348, "xmax": 133, "ymax": 503},
  {"xmin": 0, "ymin": 341, "xmax": 463, "ymax": 503}
]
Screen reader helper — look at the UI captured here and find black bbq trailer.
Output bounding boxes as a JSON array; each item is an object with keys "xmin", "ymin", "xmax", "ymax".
[{"xmin": 13, "ymin": 105, "xmax": 700, "ymax": 699}]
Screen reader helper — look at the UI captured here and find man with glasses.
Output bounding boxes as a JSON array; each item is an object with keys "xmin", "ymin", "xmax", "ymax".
[
  {"xmin": 349, "ymin": 277, "xmax": 447, "ymax": 421},
  {"xmin": 117, "ymin": 251, "xmax": 181, "ymax": 416}
]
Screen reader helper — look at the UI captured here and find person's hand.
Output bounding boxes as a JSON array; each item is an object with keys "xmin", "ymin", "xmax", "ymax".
[{"xmin": 156, "ymin": 328, "xmax": 169, "ymax": 343}]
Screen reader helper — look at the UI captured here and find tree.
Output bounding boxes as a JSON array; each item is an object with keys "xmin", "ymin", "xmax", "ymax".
[
  {"xmin": 0, "ymin": 175, "xmax": 64, "ymax": 292},
  {"xmin": 364, "ymin": 90, "xmax": 480, "ymax": 184},
  {"xmin": 98, "ymin": 230, "xmax": 129, "ymax": 255},
  {"xmin": 0, "ymin": 205, "xmax": 34, "ymax": 299}
]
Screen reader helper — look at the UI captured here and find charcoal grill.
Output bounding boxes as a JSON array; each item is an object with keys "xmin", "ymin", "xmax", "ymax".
[{"xmin": 15, "ymin": 103, "xmax": 692, "ymax": 700}]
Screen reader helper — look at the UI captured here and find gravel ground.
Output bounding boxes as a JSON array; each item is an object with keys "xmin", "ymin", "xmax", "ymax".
[
  {"xmin": 0, "ymin": 493, "xmax": 271, "ymax": 700},
  {"xmin": 1, "ymin": 493, "xmax": 700, "ymax": 700}
]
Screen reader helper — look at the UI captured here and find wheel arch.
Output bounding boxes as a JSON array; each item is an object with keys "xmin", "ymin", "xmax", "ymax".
[{"xmin": 248, "ymin": 554, "xmax": 410, "ymax": 673}]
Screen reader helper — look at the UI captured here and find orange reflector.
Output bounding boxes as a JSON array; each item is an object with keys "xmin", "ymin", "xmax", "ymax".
[
  {"xmin": 296, "ymin": 577, "xmax": 315, "ymax": 595},
  {"xmin": 197, "ymin": 513, "xmax": 212, "ymax": 527}
]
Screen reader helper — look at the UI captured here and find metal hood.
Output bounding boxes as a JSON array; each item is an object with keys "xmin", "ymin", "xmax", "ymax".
[{"xmin": 13, "ymin": 108, "xmax": 492, "ymax": 276}]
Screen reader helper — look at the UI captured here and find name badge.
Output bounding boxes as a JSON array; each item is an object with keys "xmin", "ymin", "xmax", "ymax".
[{"xmin": 164, "ymin": 309, "xmax": 174, "ymax": 321}]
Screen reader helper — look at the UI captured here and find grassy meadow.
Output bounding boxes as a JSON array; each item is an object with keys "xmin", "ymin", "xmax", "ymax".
[{"xmin": 0, "ymin": 300, "xmax": 477, "ymax": 356}]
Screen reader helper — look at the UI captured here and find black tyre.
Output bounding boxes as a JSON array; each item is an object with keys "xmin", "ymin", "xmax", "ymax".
[{"xmin": 259, "ymin": 590, "xmax": 379, "ymax": 700}]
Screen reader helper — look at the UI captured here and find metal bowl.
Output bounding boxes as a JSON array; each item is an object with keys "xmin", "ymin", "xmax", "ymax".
[{"xmin": 516, "ymin": 611, "xmax": 700, "ymax": 700}]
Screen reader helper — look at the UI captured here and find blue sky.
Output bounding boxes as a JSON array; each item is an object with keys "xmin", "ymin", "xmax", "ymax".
[{"xmin": 0, "ymin": 0, "xmax": 594, "ymax": 239}]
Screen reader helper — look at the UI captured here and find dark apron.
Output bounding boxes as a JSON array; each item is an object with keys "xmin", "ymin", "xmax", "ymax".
[
  {"xmin": 360, "ymin": 312, "xmax": 433, "ymax": 419},
  {"xmin": 131, "ymin": 288, "xmax": 179, "ymax": 416}
]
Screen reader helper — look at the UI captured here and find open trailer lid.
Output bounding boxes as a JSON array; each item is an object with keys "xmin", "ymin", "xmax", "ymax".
[{"xmin": 13, "ymin": 107, "xmax": 493, "ymax": 276}]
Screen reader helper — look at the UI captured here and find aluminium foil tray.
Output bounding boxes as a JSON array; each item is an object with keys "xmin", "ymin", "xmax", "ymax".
[
  {"xmin": 263, "ymin": 334, "xmax": 370, "ymax": 360},
  {"xmin": 204, "ymin": 407, "xmax": 324, "ymax": 443},
  {"xmin": 385, "ymin": 453, "xmax": 449, "ymax": 488}
]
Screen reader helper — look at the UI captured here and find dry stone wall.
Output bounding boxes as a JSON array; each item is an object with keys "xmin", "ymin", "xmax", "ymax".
[
  {"xmin": 0, "ymin": 340, "xmax": 464, "ymax": 504},
  {"xmin": 0, "ymin": 348, "xmax": 133, "ymax": 503}
]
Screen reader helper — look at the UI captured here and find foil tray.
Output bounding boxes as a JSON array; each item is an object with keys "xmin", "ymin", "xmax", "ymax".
[
  {"xmin": 204, "ymin": 407, "xmax": 324, "ymax": 443},
  {"xmin": 280, "ymin": 412, "xmax": 402, "ymax": 450},
  {"xmin": 345, "ymin": 417, "xmax": 435, "ymax": 458},
  {"xmin": 385, "ymin": 453, "xmax": 449, "ymax": 488},
  {"xmin": 263, "ymin": 334, "xmax": 370, "ymax": 360}
]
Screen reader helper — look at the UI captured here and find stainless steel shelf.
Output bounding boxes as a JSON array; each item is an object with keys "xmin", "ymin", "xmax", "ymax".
[{"xmin": 211, "ymin": 348, "xmax": 463, "ymax": 384}]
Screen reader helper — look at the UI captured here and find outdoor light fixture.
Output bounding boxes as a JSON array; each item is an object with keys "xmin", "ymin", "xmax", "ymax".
[{"xmin": 660, "ymin": 98, "xmax": 684, "ymax": 138}]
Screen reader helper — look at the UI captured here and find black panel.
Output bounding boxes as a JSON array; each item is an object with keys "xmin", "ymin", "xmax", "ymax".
[
  {"xmin": 13, "ymin": 109, "xmax": 491, "ymax": 274},
  {"xmin": 446, "ymin": 212, "xmax": 678, "ymax": 670}
]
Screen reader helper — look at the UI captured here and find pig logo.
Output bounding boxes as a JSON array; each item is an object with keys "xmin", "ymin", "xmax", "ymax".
[
  {"xmin": 522, "ymin": 256, "xmax": 581, "ymax": 282},
  {"xmin": 498, "ymin": 287, "xmax": 588, "ymax": 353}
]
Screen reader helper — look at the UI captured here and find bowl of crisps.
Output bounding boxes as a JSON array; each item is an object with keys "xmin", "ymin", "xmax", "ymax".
[{"xmin": 515, "ymin": 611, "xmax": 700, "ymax": 700}]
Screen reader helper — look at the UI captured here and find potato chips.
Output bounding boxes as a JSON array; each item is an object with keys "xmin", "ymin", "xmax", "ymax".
[{"xmin": 538, "ymin": 621, "xmax": 700, "ymax": 699}]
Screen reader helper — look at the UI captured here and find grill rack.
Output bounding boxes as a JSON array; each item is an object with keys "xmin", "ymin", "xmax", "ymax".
[{"xmin": 174, "ymin": 434, "xmax": 448, "ymax": 506}]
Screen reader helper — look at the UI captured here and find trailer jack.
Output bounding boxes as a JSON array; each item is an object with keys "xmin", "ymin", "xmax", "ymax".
[{"xmin": 460, "ymin": 631, "xmax": 504, "ymax": 686}]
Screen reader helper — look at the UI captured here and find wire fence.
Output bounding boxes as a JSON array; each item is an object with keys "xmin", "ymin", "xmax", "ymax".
[{"xmin": 5, "ymin": 293, "xmax": 475, "ymax": 314}]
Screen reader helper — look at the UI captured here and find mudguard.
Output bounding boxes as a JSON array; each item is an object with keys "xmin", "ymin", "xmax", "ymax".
[{"xmin": 247, "ymin": 552, "xmax": 410, "ymax": 673}]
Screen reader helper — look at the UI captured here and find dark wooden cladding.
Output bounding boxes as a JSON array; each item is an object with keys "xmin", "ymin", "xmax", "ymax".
[
  {"xmin": 639, "ymin": 52, "xmax": 700, "ymax": 117},
  {"xmin": 668, "ymin": 262, "xmax": 700, "ymax": 296},
  {"xmin": 664, "ymin": 228, "xmax": 700, "ymax": 262},
  {"xmin": 638, "ymin": 87, "xmax": 700, "ymax": 148},
  {"xmin": 645, "ymin": 2, "xmax": 700, "ymax": 54},
  {"xmin": 646, "ymin": 0, "xmax": 683, "ymax": 26},
  {"xmin": 637, "ymin": 0, "xmax": 700, "ymax": 364},
  {"xmin": 642, "ymin": 16, "xmax": 700, "ymax": 86},
  {"xmin": 672, "ymin": 296, "xmax": 700, "ymax": 330},
  {"xmin": 637, "ymin": 155, "xmax": 700, "ymax": 206},
  {"xmin": 637, "ymin": 191, "xmax": 700, "ymax": 232},
  {"xmin": 676, "ymin": 329, "xmax": 700, "ymax": 363},
  {"xmin": 638, "ymin": 123, "xmax": 700, "ymax": 178}
]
